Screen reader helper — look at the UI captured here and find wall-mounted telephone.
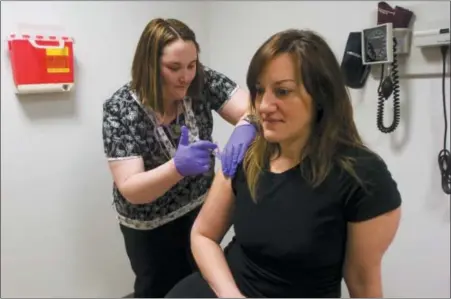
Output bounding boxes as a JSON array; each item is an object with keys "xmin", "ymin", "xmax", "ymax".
[{"xmin": 361, "ymin": 2, "xmax": 414, "ymax": 134}]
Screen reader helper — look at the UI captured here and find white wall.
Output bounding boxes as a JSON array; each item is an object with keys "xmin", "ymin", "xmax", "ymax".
[
  {"xmin": 0, "ymin": 1, "xmax": 209, "ymax": 297},
  {"xmin": 2, "ymin": 1, "xmax": 450, "ymax": 298},
  {"xmin": 208, "ymin": 1, "xmax": 450, "ymax": 298}
]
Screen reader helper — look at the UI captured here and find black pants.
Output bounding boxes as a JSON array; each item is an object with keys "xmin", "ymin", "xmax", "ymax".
[
  {"xmin": 120, "ymin": 208, "xmax": 200, "ymax": 298},
  {"xmin": 165, "ymin": 272, "xmax": 217, "ymax": 298}
]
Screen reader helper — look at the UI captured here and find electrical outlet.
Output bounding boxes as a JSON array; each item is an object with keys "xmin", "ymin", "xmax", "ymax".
[{"xmin": 361, "ymin": 23, "xmax": 394, "ymax": 65}]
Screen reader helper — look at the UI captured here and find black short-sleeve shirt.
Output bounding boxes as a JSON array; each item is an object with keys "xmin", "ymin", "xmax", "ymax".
[
  {"xmin": 225, "ymin": 147, "xmax": 402, "ymax": 298},
  {"xmin": 102, "ymin": 66, "xmax": 238, "ymax": 230}
]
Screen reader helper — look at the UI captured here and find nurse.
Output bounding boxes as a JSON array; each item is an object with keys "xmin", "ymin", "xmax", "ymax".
[{"xmin": 101, "ymin": 18, "xmax": 257, "ymax": 298}]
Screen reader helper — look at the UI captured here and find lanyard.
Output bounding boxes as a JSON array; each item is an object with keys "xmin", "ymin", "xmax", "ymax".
[{"xmin": 130, "ymin": 91, "xmax": 200, "ymax": 158}]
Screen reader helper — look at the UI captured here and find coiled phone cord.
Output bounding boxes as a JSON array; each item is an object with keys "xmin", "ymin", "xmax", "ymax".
[
  {"xmin": 376, "ymin": 38, "xmax": 401, "ymax": 133},
  {"xmin": 438, "ymin": 45, "xmax": 450, "ymax": 195}
]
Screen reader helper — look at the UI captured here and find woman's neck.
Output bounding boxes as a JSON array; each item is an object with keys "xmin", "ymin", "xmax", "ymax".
[
  {"xmin": 270, "ymin": 134, "xmax": 308, "ymax": 173},
  {"xmin": 279, "ymin": 132, "xmax": 309, "ymax": 160}
]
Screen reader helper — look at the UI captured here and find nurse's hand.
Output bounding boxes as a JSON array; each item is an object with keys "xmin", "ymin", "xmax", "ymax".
[
  {"xmin": 173, "ymin": 126, "xmax": 217, "ymax": 177},
  {"xmin": 221, "ymin": 122, "xmax": 257, "ymax": 178}
]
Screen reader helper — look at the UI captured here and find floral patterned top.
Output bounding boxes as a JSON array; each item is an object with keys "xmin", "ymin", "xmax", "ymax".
[{"xmin": 102, "ymin": 66, "xmax": 239, "ymax": 230}]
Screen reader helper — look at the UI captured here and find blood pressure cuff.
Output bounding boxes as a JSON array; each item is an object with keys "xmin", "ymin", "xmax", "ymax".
[{"xmin": 340, "ymin": 32, "xmax": 370, "ymax": 89}]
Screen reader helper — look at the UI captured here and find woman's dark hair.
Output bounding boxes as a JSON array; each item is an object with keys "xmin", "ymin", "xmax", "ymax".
[{"xmin": 243, "ymin": 29, "xmax": 369, "ymax": 199}]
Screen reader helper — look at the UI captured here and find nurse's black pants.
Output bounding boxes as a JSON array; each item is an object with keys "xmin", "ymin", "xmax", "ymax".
[{"xmin": 119, "ymin": 208, "xmax": 200, "ymax": 298}]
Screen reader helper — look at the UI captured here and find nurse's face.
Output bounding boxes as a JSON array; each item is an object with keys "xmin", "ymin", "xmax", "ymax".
[{"xmin": 160, "ymin": 39, "xmax": 198, "ymax": 103}]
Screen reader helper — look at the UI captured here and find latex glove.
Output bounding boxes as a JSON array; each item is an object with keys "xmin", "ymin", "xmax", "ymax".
[
  {"xmin": 221, "ymin": 122, "xmax": 257, "ymax": 178},
  {"xmin": 173, "ymin": 126, "xmax": 217, "ymax": 176}
]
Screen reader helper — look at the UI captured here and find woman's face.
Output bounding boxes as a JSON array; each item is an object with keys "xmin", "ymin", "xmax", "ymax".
[
  {"xmin": 255, "ymin": 53, "xmax": 314, "ymax": 146},
  {"xmin": 160, "ymin": 39, "xmax": 198, "ymax": 104}
]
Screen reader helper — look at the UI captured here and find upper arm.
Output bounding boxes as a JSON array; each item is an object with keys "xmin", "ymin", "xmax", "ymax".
[
  {"xmin": 102, "ymin": 101, "xmax": 144, "ymax": 189},
  {"xmin": 204, "ymin": 66, "xmax": 250, "ymax": 125},
  {"xmin": 191, "ymin": 167, "xmax": 236, "ymax": 243},
  {"xmin": 345, "ymin": 208, "xmax": 400, "ymax": 275},
  {"xmin": 343, "ymin": 156, "xmax": 402, "ymax": 285}
]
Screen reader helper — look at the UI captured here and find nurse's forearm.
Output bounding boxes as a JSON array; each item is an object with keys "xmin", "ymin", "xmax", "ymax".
[
  {"xmin": 219, "ymin": 88, "xmax": 251, "ymax": 125},
  {"xmin": 120, "ymin": 159, "xmax": 183, "ymax": 204}
]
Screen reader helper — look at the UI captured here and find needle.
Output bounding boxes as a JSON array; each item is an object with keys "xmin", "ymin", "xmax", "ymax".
[{"xmin": 211, "ymin": 141, "xmax": 222, "ymax": 160}]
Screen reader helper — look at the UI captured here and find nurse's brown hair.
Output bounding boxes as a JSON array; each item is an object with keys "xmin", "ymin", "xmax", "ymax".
[{"xmin": 130, "ymin": 18, "xmax": 204, "ymax": 114}]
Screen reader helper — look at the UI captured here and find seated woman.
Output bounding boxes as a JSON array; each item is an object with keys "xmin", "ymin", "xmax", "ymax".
[{"xmin": 165, "ymin": 29, "xmax": 402, "ymax": 298}]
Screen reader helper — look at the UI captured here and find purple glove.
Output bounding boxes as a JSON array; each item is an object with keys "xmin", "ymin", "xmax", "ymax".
[
  {"xmin": 173, "ymin": 126, "xmax": 217, "ymax": 176},
  {"xmin": 221, "ymin": 123, "xmax": 257, "ymax": 178}
]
